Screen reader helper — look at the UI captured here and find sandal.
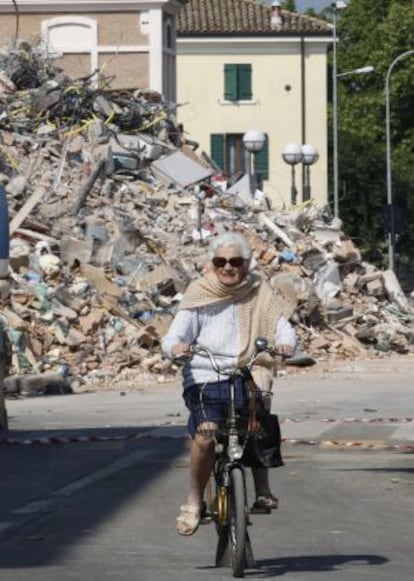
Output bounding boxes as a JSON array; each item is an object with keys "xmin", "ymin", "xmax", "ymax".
[
  {"xmin": 251, "ymin": 494, "xmax": 279, "ymax": 514},
  {"xmin": 176, "ymin": 504, "xmax": 201, "ymax": 536}
]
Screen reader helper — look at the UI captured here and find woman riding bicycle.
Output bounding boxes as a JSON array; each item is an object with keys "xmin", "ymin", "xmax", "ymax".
[{"xmin": 161, "ymin": 231, "xmax": 297, "ymax": 536}]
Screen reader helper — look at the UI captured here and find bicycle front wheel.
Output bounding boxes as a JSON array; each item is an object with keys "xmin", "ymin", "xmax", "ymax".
[{"xmin": 228, "ymin": 466, "xmax": 247, "ymax": 577}]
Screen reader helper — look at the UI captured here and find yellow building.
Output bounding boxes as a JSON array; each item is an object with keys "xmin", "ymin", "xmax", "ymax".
[{"xmin": 177, "ymin": 0, "xmax": 332, "ymax": 208}]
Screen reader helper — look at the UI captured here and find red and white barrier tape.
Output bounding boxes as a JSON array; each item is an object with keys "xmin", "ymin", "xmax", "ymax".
[
  {"xmin": 281, "ymin": 417, "xmax": 414, "ymax": 424},
  {"xmin": 0, "ymin": 432, "xmax": 149, "ymax": 446},
  {"xmin": 1, "ymin": 430, "xmax": 414, "ymax": 451},
  {"xmin": 282, "ymin": 438, "xmax": 414, "ymax": 452}
]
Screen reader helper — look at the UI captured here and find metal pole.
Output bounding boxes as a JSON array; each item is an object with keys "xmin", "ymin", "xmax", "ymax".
[
  {"xmin": 385, "ymin": 50, "xmax": 414, "ymax": 271},
  {"xmin": 250, "ymin": 151, "xmax": 257, "ymax": 197},
  {"xmin": 303, "ymin": 165, "xmax": 311, "ymax": 202},
  {"xmin": 291, "ymin": 165, "xmax": 297, "ymax": 205},
  {"xmin": 0, "ymin": 184, "xmax": 9, "ymax": 279},
  {"xmin": 332, "ymin": 6, "xmax": 339, "ymax": 218}
]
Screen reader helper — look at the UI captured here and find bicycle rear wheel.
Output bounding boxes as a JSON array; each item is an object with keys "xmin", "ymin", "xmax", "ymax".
[{"xmin": 228, "ymin": 466, "xmax": 247, "ymax": 577}]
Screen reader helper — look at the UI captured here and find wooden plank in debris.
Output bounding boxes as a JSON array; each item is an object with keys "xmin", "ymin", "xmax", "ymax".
[
  {"xmin": 80, "ymin": 264, "xmax": 123, "ymax": 298},
  {"xmin": 98, "ymin": 294, "xmax": 142, "ymax": 330},
  {"xmin": 14, "ymin": 228, "xmax": 58, "ymax": 245},
  {"xmin": 72, "ymin": 156, "xmax": 106, "ymax": 215},
  {"xmin": 9, "ymin": 188, "xmax": 47, "ymax": 235},
  {"xmin": 23, "ymin": 346, "xmax": 41, "ymax": 373},
  {"xmin": 258, "ymin": 214, "xmax": 295, "ymax": 248}
]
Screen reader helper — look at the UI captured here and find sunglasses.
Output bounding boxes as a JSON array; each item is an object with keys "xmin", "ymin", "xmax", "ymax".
[{"xmin": 212, "ymin": 256, "xmax": 245, "ymax": 268}]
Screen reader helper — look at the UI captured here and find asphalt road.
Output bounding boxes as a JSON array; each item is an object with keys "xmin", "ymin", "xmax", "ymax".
[{"xmin": 1, "ymin": 355, "xmax": 414, "ymax": 580}]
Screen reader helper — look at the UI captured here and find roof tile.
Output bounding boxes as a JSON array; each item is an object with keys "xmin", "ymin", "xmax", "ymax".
[{"xmin": 177, "ymin": 0, "xmax": 332, "ymax": 35}]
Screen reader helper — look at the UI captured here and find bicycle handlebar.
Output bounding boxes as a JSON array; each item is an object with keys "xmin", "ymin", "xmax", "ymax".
[{"xmin": 188, "ymin": 337, "xmax": 288, "ymax": 376}]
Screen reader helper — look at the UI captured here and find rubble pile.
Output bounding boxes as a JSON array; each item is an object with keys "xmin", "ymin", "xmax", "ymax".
[{"xmin": 0, "ymin": 45, "xmax": 413, "ymax": 395}]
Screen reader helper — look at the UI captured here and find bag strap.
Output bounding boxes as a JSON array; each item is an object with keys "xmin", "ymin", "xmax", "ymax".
[{"xmin": 245, "ymin": 370, "xmax": 260, "ymax": 432}]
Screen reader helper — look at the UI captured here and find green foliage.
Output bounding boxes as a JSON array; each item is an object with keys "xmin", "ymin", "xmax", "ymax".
[
  {"xmin": 281, "ymin": 0, "xmax": 296, "ymax": 11},
  {"xmin": 332, "ymin": 0, "xmax": 414, "ymax": 268}
]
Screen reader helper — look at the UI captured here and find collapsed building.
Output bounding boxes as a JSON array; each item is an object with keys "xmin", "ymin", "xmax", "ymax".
[{"xmin": 0, "ymin": 44, "xmax": 413, "ymax": 396}]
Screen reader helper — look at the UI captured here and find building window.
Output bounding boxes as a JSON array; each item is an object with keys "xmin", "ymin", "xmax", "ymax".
[
  {"xmin": 211, "ymin": 133, "xmax": 269, "ymax": 180},
  {"xmin": 224, "ymin": 64, "xmax": 252, "ymax": 101},
  {"xmin": 41, "ymin": 16, "xmax": 98, "ymax": 82}
]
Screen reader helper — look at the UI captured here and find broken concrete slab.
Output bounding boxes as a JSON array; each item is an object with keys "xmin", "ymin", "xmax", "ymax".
[
  {"xmin": 60, "ymin": 237, "xmax": 94, "ymax": 266},
  {"xmin": 383, "ymin": 269, "xmax": 412, "ymax": 313},
  {"xmin": 3, "ymin": 371, "xmax": 71, "ymax": 395},
  {"xmin": 134, "ymin": 263, "xmax": 190, "ymax": 294},
  {"xmin": 314, "ymin": 262, "xmax": 342, "ymax": 304},
  {"xmin": 151, "ymin": 150, "xmax": 214, "ymax": 188}
]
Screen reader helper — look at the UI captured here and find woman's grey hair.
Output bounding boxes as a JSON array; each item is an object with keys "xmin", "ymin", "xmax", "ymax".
[{"xmin": 208, "ymin": 232, "xmax": 253, "ymax": 262}]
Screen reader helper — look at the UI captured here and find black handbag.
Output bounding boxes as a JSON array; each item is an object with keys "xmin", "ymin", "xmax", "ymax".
[
  {"xmin": 241, "ymin": 375, "xmax": 284, "ymax": 468},
  {"xmin": 243, "ymin": 410, "xmax": 284, "ymax": 468}
]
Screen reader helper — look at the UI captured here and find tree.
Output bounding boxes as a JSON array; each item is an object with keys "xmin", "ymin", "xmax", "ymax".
[
  {"xmin": 332, "ymin": 0, "xmax": 414, "ymax": 268},
  {"xmin": 281, "ymin": 0, "xmax": 296, "ymax": 11},
  {"xmin": 304, "ymin": 8, "xmax": 318, "ymax": 17}
]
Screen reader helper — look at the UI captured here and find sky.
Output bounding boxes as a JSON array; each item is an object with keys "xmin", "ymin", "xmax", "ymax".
[
  {"xmin": 260, "ymin": 1, "xmax": 340, "ymax": 14},
  {"xmin": 295, "ymin": 0, "xmax": 334, "ymax": 12}
]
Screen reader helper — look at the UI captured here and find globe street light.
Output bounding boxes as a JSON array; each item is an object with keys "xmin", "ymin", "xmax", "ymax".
[
  {"xmin": 301, "ymin": 144, "xmax": 319, "ymax": 202},
  {"xmin": 385, "ymin": 50, "xmax": 414, "ymax": 271},
  {"xmin": 282, "ymin": 143, "xmax": 303, "ymax": 205},
  {"xmin": 243, "ymin": 129, "xmax": 266, "ymax": 196}
]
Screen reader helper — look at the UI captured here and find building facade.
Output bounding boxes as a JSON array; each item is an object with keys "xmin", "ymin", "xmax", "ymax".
[
  {"xmin": 0, "ymin": 0, "xmax": 188, "ymax": 101},
  {"xmin": 177, "ymin": 0, "xmax": 332, "ymax": 208}
]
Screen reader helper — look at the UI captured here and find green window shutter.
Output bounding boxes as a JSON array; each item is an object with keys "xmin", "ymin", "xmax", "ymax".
[
  {"xmin": 238, "ymin": 64, "xmax": 252, "ymax": 100},
  {"xmin": 210, "ymin": 134, "xmax": 225, "ymax": 170},
  {"xmin": 224, "ymin": 64, "xmax": 238, "ymax": 101},
  {"xmin": 254, "ymin": 133, "xmax": 269, "ymax": 181}
]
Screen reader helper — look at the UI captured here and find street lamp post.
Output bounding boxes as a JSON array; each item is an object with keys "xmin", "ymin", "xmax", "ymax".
[
  {"xmin": 333, "ymin": 57, "xmax": 374, "ymax": 217},
  {"xmin": 332, "ymin": 2, "xmax": 374, "ymax": 218},
  {"xmin": 301, "ymin": 144, "xmax": 319, "ymax": 202},
  {"xmin": 282, "ymin": 143, "xmax": 303, "ymax": 205},
  {"xmin": 242, "ymin": 129, "xmax": 266, "ymax": 197},
  {"xmin": 385, "ymin": 49, "xmax": 414, "ymax": 271},
  {"xmin": 332, "ymin": 0, "xmax": 347, "ymax": 218},
  {"xmin": 337, "ymin": 65, "xmax": 375, "ymax": 79}
]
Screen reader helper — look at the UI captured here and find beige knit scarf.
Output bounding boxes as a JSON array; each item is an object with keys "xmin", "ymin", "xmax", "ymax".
[{"xmin": 179, "ymin": 272, "xmax": 283, "ymax": 372}]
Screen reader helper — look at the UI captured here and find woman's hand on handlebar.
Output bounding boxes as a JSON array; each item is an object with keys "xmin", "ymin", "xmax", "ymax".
[
  {"xmin": 171, "ymin": 342, "xmax": 192, "ymax": 359},
  {"xmin": 276, "ymin": 344, "xmax": 295, "ymax": 358}
]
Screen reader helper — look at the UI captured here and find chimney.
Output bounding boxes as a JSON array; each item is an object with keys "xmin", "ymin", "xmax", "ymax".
[{"xmin": 270, "ymin": 1, "xmax": 283, "ymax": 31}]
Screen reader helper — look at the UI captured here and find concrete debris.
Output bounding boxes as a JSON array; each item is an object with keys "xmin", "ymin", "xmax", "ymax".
[{"xmin": 0, "ymin": 45, "xmax": 413, "ymax": 395}]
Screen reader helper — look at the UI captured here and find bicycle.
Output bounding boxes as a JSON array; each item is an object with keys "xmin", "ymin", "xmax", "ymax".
[{"xmin": 189, "ymin": 337, "xmax": 282, "ymax": 578}]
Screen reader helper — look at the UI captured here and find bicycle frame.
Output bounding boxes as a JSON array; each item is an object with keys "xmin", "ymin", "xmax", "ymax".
[
  {"xmin": 212, "ymin": 372, "xmax": 247, "ymax": 524},
  {"xmin": 208, "ymin": 371, "xmax": 253, "ymax": 575},
  {"xmin": 192, "ymin": 339, "xmax": 273, "ymax": 576}
]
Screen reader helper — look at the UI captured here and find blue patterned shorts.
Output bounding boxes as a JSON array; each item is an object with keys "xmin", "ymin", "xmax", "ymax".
[{"xmin": 183, "ymin": 376, "xmax": 250, "ymax": 438}]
